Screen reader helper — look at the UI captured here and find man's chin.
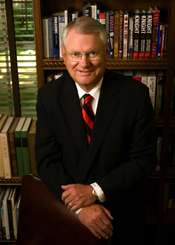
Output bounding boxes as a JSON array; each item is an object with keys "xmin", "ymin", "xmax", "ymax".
[{"xmin": 76, "ymin": 78, "xmax": 93, "ymax": 85}]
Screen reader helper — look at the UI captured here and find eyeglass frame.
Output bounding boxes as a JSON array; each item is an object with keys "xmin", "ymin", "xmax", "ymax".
[{"xmin": 65, "ymin": 50, "xmax": 103, "ymax": 61}]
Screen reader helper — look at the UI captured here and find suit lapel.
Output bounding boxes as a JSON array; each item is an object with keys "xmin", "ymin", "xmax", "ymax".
[
  {"xmin": 78, "ymin": 71, "xmax": 122, "ymax": 181},
  {"xmin": 59, "ymin": 72, "xmax": 87, "ymax": 151}
]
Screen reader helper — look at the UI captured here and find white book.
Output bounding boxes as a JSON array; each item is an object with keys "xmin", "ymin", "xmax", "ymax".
[
  {"xmin": 147, "ymin": 73, "xmax": 157, "ymax": 108},
  {"xmin": 123, "ymin": 11, "xmax": 129, "ymax": 58},
  {"xmin": 42, "ymin": 18, "xmax": 50, "ymax": 58},
  {"xmin": 57, "ymin": 11, "xmax": 66, "ymax": 58}
]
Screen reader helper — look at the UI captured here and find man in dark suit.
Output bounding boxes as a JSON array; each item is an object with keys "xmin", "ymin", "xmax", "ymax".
[{"xmin": 36, "ymin": 16, "xmax": 156, "ymax": 244}]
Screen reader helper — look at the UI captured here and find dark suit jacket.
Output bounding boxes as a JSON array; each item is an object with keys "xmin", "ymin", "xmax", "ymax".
[{"xmin": 36, "ymin": 70, "xmax": 156, "ymax": 243}]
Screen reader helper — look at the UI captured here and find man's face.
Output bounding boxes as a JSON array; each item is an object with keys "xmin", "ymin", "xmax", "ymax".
[{"xmin": 62, "ymin": 28, "xmax": 106, "ymax": 92}]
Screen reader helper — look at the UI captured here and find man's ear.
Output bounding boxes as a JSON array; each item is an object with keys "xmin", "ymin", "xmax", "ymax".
[{"xmin": 61, "ymin": 45, "xmax": 66, "ymax": 60}]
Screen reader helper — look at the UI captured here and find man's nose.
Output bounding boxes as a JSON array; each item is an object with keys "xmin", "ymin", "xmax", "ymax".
[{"xmin": 79, "ymin": 54, "xmax": 91, "ymax": 66}]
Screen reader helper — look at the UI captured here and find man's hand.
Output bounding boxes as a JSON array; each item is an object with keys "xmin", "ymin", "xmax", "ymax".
[
  {"xmin": 78, "ymin": 204, "xmax": 113, "ymax": 240},
  {"xmin": 61, "ymin": 184, "xmax": 96, "ymax": 210}
]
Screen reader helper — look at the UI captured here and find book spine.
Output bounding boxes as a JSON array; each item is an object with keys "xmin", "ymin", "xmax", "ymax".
[
  {"xmin": 145, "ymin": 10, "xmax": 152, "ymax": 58},
  {"xmin": 52, "ymin": 16, "xmax": 59, "ymax": 58},
  {"xmin": 128, "ymin": 13, "xmax": 134, "ymax": 59},
  {"xmin": 118, "ymin": 10, "xmax": 123, "ymax": 59},
  {"xmin": 114, "ymin": 10, "xmax": 120, "ymax": 58},
  {"xmin": 133, "ymin": 9, "xmax": 140, "ymax": 59},
  {"xmin": 108, "ymin": 10, "xmax": 114, "ymax": 58},
  {"xmin": 123, "ymin": 11, "xmax": 129, "ymax": 59},
  {"xmin": 8, "ymin": 124, "xmax": 18, "ymax": 177},
  {"xmin": 0, "ymin": 134, "xmax": 12, "ymax": 178},
  {"xmin": 139, "ymin": 10, "xmax": 146, "ymax": 59},
  {"xmin": 151, "ymin": 7, "xmax": 160, "ymax": 58},
  {"xmin": 58, "ymin": 13, "xmax": 66, "ymax": 58},
  {"xmin": 147, "ymin": 73, "xmax": 157, "ymax": 108},
  {"xmin": 28, "ymin": 120, "xmax": 37, "ymax": 175},
  {"xmin": 155, "ymin": 72, "xmax": 164, "ymax": 115},
  {"xmin": 156, "ymin": 23, "xmax": 162, "ymax": 57},
  {"xmin": 48, "ymin": 17, "xmax": 54, "ymax": 58},
  {"xmin": 2, "ymin": 189, "xmax": 10, "ymax": 239},
  {"xmin": 21, "ymin": 132, "xmax": 32, "ymax": 175},
  {"xmin": 15, "ymin": 131, "xmax": 24, "ymax": 176},
  {"xmin": 7, "ymin": 192, "xmax": 15, "ymax": 240},
  {"xmin": 98, "ymin": 10, "xmax": 106, "ymax": 27},
  {"xmin": 42, "ymin": 18, "xmax": 50, "ymax": 58}
]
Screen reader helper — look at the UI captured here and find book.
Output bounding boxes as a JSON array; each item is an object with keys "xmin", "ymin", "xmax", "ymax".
[
  {"xmin": 133, "ymin": 9, "xmax": 140, "ymax": 59},
  {"xmin": 145, "ymin": 9, "xmax": 152, "ymax": 58},
  {"xmin": 42, "ymin": 17, "xmax": 54, "ymax": 58},
  {"xmin": 8, "ymin": 117, "xmax": 20, "ymax": 176},
  {"xmin": 0, "ymin": 116, "xmax": 14, "ymax": 178},
  {"xmin": 128, "ymin": 12, "xmax": 134, "ymax": 58},
  {"xmin": 0, "ymin": 115, "xmax": 8, "ymax": 177},
  {"xmin": 15, "ymin": 117, "xmax": 26, "ymax": 176},
  {"xmin": 139, "ymin": 10, "xmax": 146, "ymax": 58},
  {"xmin": 118, "ymin": 10, "xmax": 124, "ymax": 59},
  {"xmin": 20, "ymin": 117, "xmax": 32, "ymax": 175},
  {"xmin": 108, "ymin": 10, "xmax": 114, "ymax": 58},
  {"xmin": 7, "ymin": 188, "xmax": 15, "ymax": 239},
  {"xmin": 147, "ymin": 73, "xmax": 157, "ymax": 108},
  {"xmin": 113, "ymin": 10, "xmax": 120, "ymax": 58},
  {"xmin": 28, "ymin": 119, "xmax": 37, "ymax": 175},
  {"xmin": 151, "ymin": 7, "xmax": 160, "ymax": 57},
  {"xmin": 123, "ymin": 11, "xmax": 129, "ymax": 59},
  {"xmin": 0, "ymin": 187, "xmax": 5, "ymax": 239},
  {"xmin": 7, "ymin": 187, "xmax": 19, "ymax": 240}
]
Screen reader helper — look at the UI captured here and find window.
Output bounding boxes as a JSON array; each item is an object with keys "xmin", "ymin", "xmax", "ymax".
[
  {"xmin": 0, "ymin": 0, "xmax": 37, "ymax": 117},
  {"xmin": 0, "ymin": 1, "xmax": 13, "ymax": 114}
]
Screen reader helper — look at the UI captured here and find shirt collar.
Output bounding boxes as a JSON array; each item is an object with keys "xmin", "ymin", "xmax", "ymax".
[{"xmin": 75, "ymin": 78, "xmax": 103, "ymax": 100}]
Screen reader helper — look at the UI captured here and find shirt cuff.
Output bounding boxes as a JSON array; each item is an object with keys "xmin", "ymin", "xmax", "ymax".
[
  {"xmin": 75, "ymin": 208, "xmax": 83, "ymax": 215},
  {"xmin": 90, "ymin": 182, "xmax": 106, "ymax": 203}
]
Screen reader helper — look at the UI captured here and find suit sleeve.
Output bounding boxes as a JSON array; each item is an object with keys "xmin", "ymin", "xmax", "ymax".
[
  {"xmin": 98, "ymin": 85, "xmax": 156, "ymax": 201},
  {"xmin": 35, "ymin": 88, "xmax": 73, "ymax": 199}
]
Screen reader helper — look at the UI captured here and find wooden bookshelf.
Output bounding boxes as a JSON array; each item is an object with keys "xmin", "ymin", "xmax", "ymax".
[
  {"xmin": 1, "ymin": 0, "xmax": 175, "ymax": 243},
  {"xmin": 0, "ymin": 177, "xmax": 22, "ymax": 186},
  {"xmin": 42, "ymin": 58, "xmax": 168, "ymax": 70}
]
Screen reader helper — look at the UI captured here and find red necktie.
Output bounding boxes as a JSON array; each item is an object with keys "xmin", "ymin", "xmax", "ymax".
[{"xmin": 81, "ymin": 94, "xmax": 95, "ymax": 144}]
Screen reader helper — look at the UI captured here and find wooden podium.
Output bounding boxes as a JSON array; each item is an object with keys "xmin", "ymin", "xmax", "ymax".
[{"xmin": 17, "ymin": 175, "xmax": 107, "ymax": 245}]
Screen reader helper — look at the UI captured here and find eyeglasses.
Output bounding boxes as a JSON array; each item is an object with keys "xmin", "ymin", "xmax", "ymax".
[{"xmin": 66, "ymin": 51, "xmax": 101, "ymax": 61}]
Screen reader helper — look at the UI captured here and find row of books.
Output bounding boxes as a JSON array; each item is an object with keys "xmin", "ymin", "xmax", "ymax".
[
  {"xmin": 42, "ymin": 5, "xmax": 168, "ymax": 59},
  {"xmin": 0, "ymin": 186, "xmax": 21, "ymax": 240},
  {"xmin": 127, "ymin": 71, "xmax": 164, "ymax": 115},
  {"xmin": 0, "ymin": 115, "xmax": 37, "ymax": 179}
]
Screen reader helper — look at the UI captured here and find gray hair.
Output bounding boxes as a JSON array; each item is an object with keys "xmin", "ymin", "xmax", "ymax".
[{"xmin": 61, "ymin": 16, "xmax": 107, "ymax": 47}]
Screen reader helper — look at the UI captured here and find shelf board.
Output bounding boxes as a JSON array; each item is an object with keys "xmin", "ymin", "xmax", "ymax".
[
  {"xmin": 0, "ymin": 177, "xmax": 22, "ymax": 185},
  {"xmin": 0, "ymin": 241, "xmax": 16, "ymax": 244},
  {"xmin": 43, "ymin": 58, "xmax": 168, "ymax": 70}
]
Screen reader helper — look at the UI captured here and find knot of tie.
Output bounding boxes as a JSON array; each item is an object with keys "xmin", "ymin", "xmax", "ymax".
[
  {"xmin": 83, "ymin": 93, "xmax": 93, "ymax": 105},
  {"xmin": 81, "ymin": 94, "xmax": 95, "ymax": 144}
]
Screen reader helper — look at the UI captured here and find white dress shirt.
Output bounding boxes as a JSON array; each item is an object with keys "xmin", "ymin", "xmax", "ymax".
[{"xmin": 75, "ymin": 79, "xmax": 106, "ymax": 203}]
